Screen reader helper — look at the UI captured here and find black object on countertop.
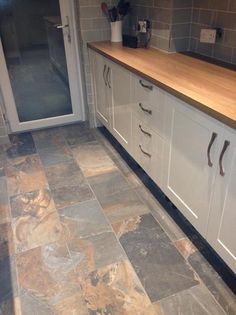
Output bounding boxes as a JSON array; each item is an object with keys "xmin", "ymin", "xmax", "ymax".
[{"xmin": 122, "ymin": 35, "xmax": 138, "ymax": 48}]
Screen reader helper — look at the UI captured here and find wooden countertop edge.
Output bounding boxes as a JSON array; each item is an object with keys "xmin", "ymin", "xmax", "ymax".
[{"xmin": 88, "ymin": 43, "xmax": 236, "ymax": 130}]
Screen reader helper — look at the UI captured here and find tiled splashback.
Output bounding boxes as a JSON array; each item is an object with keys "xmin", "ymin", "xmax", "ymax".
[
  {"xmin": 130, "ymin": 0, "xmax": 236, "ymax": 65},
  {"xmin": 190, "ymin": 0, "xmax": 236, "ymax": 64}
]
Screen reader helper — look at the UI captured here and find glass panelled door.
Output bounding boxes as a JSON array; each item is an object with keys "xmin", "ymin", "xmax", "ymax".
[{"xmin": 0, "ymin": 0, "xmax": 84, "ymax": 132}]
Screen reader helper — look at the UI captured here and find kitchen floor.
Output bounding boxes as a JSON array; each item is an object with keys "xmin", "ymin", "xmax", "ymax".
[{"xmin": 0, "ymin": 123, "xmax": 235, "ymax": 315}]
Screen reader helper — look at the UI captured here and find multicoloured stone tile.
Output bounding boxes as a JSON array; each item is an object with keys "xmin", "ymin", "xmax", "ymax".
[
  {"xmin": 45, "ymin": 160, "xmax": 84, "ymax": 190},
  {"xmin": 61, "ymin": 123, "xmax": 96, "ymax": 147},
  {"xmin": 72, "ymin": 141, "xmax": 117, "ymax": 177},
  {"xmin": 16, "ymin": 241, "xmax": 86, "ymax": 314},
  {"xmin": 59, "ymin": 199, "xmax": 111, "ymax": 239},
  {"xmin": 152, "ymin": 284, "xmax": 227, "ymax": 315},
  {"xmin": 79, "ymin": 260, "xmax": 156, "ymax": 315},
  {"xmin": 51, "ymin": 183, "xmax": 94, "ymax": 209},
  {"xmin": 32, "ymin": 128, "xmax": 66, "ymax": 150},
  {"xmin": 6, "ymin": 133, "xmax": 36, "ymax": 159},
  {"xmin": 5, "ymin": 155, "xmax": 48, "ymax": 196},
  {"xmin": 0, "ymin": 256, "xmax": 18, "ymax": 303},
  {"xmin": 37, "ymin": 145, "xmax": 73, "ymax": 167},
  {"xmin": 115, "ymin": 214, "xmax": 199, "ymax": 302},
  {"xmin": 99, "ymin": 188, "xmax": 150, "ymax": 224},
  {"xmin": 10, "ymin": 189, "xmax": 62, "ymax": 253},
  {"xmin": 68, "ymin": 232, "xmax": 126, "ymax": 276},
  {"xmin": 174, "ymin": 238, "xmax": 198, "ymax": 260},
  {"xmin": 0, "ymin": 177, "xmax": 10, "ymax": 224},
  {"xmin": 88, "ymin": 170, "xmax": 130, "ymax": 200}
]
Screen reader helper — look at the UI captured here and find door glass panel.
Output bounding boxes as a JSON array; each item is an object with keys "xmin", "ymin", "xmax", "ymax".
[{"xmin": 0, "ymin": 0, "xmax": 73, "ymax": 122}]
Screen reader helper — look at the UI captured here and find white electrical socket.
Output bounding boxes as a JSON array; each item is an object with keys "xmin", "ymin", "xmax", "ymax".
[{"xmin": 200, "ymin": 29, "xmax": 216, "ymax": 44}]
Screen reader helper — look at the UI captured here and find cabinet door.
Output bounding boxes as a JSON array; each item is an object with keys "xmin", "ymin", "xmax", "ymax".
[
  {"xmin": 207, "ymin": 130, "xmax": 236, "ymax": 273},
  {"xmin": 93, "ymin": 53, "xmax": 110, "ymax": 127},
  {"xmin": 163, "ymin": 95, "xmax": 223, "ymax": 235},
  {"xmin": 110, "ymin": 62, "xmax": 132, "ymax": 151}
]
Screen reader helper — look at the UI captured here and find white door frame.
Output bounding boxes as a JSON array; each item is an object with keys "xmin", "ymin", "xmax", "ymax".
[{"xmin": 0, "ymin": 0, "xmax": 85, "ymax": 133}]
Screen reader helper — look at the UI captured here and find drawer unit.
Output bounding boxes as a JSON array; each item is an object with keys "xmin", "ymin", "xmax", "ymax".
[
  {"xmin": 133, "ymin": 75, "xmax": 166, "ymax": 138},
  {"xmin": 132, "ymin": 113, "xmax": 164, "ymax": 188}
]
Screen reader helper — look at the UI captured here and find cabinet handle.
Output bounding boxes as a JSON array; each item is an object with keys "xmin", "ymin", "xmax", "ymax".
[
  {"xmin": 207, "ymin": 132, "xmax": 217, "ymax": 167},
  {"xmin": 219, "ymin": 140, "xmax": 230, "ymax": 176},
  {"xmin": 139, "ymin": 103, "xmax": 152, "ymax": 115},
  {"xmin": 139, "ymin": 124, "xmax": 152, "ymax": 137},
  {"xmin": 107, "ymin": 66, "xmax": 111, "ymax": 89},
  {"xmin": 139, "ymin": 144, "xmax": 151, "ymax": 158},
  {"xmin": 139, "ymin": 79, "xmax": 153, "ymax": 91},
  {"xmin": 103, "ymin": 64, "xmax": 107, "ymax": 86}
]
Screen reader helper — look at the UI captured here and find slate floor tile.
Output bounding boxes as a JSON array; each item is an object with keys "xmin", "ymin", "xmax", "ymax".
[
  {"xmin": 45, "ymin": 160, "xmax": 84, "ymax": 190},
  {"xmin": 6, "ymin": 133, "xmax": 36, "ymax": 159},
  {"xmin": 187, "ymin": 248, "xmax": 236, "ymax": 315},
  {"xmin": 67, "ymin": 232, "xmax": 126, "ymax": 276},
  {"xmin": 16, "ymin": 241, "xmax": 87, "ymax": 314},
  {"xmin": 72, "ymin": 141, "xmax": 117, "ymax": 177},
  {"xmin": 10, "ymin": 189, "xmax": 63, "ymax": 253},
  {"xmin": 0, "ymin": 256, "xmax": 18, "ymax": 303},
  {"xmin": 0, "ymin": 177, "xmax": 10, "ymax": 224},
  {"xmin": 99, "ymin": 188, "xmax": 150, "ymax": 224},
  {"xmin": 32, "ymin": 128, "xmax": 66, "ymax": 150},
  {"xmin": 58, "ymin": 199, "xmax": 111, "ymax": 239},
  {"xmin": 153, "ymin": 284, "xmax": 227, "ymax": 315},
  {"xmin": 0, "ymin": 223, "xmax": 14, "ymax": 260},
  {"xmin": 51, "ymin": 183, "xmax": 94, "ymax": 209},
  {"xmin": 114, "ymin": 214, "xmax": 199, "ymax": 302},
  {"xmin": 37, "ymin": 145, "xmax": 73, "ymax": 167},
  {"xmin": 5, "ymin": 155, "xmax": 48, "ymax": 196},
  {"xmin": 79, "ymin": 260, "xmax": 153, "ymax": 315},
  {"xmin": 0, "ymin": 297, "xmax": 21, "ymax": 315},
  {"xmin": 88, "ymin": 170, "xmax": 130, "ymax": 200},
  {"xmin": 61, "ymin": 123, "xmax": 96, "ymax": 147}
]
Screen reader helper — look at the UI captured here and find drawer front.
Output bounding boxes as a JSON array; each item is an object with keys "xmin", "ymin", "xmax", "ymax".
[
  {"xmin": 133, "ymin": 76, "xmax": 165, "ymax": 138},
  {"xmin": 132, "ymin": 114, "xmax": 164, "ymax": 188}
]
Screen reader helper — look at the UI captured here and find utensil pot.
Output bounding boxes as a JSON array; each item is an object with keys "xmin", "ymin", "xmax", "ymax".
[{"xmin": 111, "ymin": 21, "xmax": 122, "ymax": 42}]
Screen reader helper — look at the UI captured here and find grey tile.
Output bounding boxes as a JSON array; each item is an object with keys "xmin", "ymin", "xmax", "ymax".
[
  {"xmin": 188, "ymin": 251, "xmax": 236, "ymax": 315},
  {"xmin": 37, "ymin": 145, "xmax": 73, "ymax": 167},
  {"xmin": 61, "ymin": 123, "xmax": 96, "ymax": 148},
  {"xmin": 51, "ymin": 184, "xmax": 94, "ymax": 209},
  {"xmin": 58, "ymin": 199, "xmax": 111, "ymax": 239},
  {"xmin": 45, "ymin": 160, "xmax": 84, "ymax": 190},
  {"xmin": 68, "ymin": 232, "xmax": 126, "ymax": 276},
  {"xmin": 88, "ymin": 170, "xmax": 130, "ymax": 200},
  {"xmin": 99, "ymin": 189, "xmax": 150, "ymax": 224},
  {"xmin": 32, "ymin": 128, "xmax": 66, "ymax": 150},
  {"xmin": 115, "ymin": 214, "xmax": 199, "ymax": 302},
  {"xmin": 153, "ymin": 284, "xmax": 227, "ymax": 315},
  {"xmin": 6, "ymin": 133, "xmax": 36, "ymax": 159}
]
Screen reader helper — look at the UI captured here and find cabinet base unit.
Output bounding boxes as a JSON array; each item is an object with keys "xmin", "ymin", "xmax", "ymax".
[{"xmin": 89, "ymin": 47, "xmax": 236, "ymax": 276}]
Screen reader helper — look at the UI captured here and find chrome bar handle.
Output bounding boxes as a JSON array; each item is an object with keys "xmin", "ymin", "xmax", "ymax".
[
  {"xmin": 139, "ymin": 144, "xmax": 151, "ymax": 158},
  {"xmin": 219, "ymin": 140, "xmax": 230, "ymax": 176},
  {"xmin": 103, "ymin": 64, "xmax": 107, "ymax": 86},
  {"xmin": 107, "ymin": 66, "xmax": 111, "ymax": 89},
  {"xmin": 56, "ymin": 16, "xmax": 71, "ymax": 43},
  {"xmin": 207, "ymin": 132, "xmax": 217, "ymax": 167},
  {"xmin": 139, "ymin": 124, "xmax": 152, "ymax": 137},
  {"xmin": 139, "ymin": 79, "xmax": 153, "ymax": 91},
  {"xmin": 139, "ymin": 103, "xmax": 152, "ymax": 115}
]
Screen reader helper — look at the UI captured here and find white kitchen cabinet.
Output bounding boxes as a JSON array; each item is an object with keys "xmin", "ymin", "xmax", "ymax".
[
  {"xmin": 207, "ymin": 129, "xmax": 236, "ymax": 273},
  {"xmin": 110, "ymin": 62, "xmax": 132, "ymax": 151},
  {"xmin": 163, "ymin": 94, "xmax": 224, "ymax": 236},
  {"xmin": 92, "ymin": 52, "xmax": 111, "ymax": 128}
]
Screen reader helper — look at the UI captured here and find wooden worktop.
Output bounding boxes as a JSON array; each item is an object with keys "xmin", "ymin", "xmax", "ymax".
[{"xmin": 88, "ymin": 41, "xmax": 236, "ymax": 129}]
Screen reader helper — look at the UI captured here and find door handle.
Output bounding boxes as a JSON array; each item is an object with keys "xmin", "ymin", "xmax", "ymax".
[
  {"xmin": 219, "ymin": 140, "xmax": 230, "ymax": 176},
  {"xmin": 56, "ymin": 16, "xmax": 71, "ymax": 43},
  {"xmin": 139, "ymin": 103, "xmax": 152, "ymax": 115},
  {"xmin": 139, "ymin": 124, "xmax": 152, "ymax": 137},
  {"xmin": 139, "ymin": 79, "xmax": 153, "ymax": 91},
  {"xmin": 106, "ymin": 66, "xmax": 111, "ymax": 89},
  {"xmin": 103, "ymin": 64, "xmax": 107, "ymax": 86},
  {"xmin": 207, "ymin": 132, "xmax": 217, "ymax": 167},
  {"xmin": 139, "ymin": 144, "xmax": 151, "ymax": 158}
]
